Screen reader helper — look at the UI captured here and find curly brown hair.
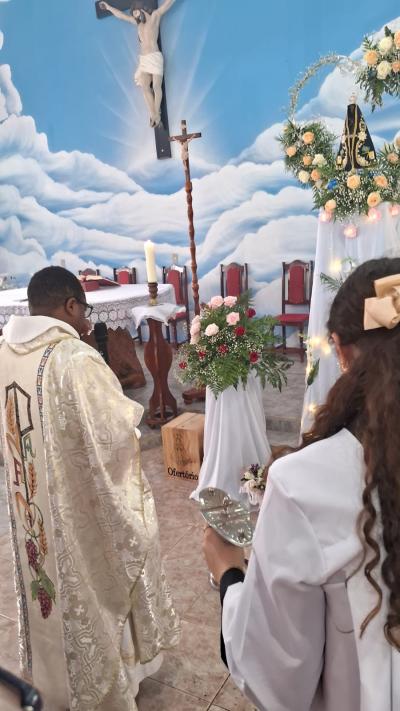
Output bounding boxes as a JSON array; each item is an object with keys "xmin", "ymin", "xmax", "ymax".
[{"xmin": 302, "ymin": 257, "xmax": 400, "ymax": 649}]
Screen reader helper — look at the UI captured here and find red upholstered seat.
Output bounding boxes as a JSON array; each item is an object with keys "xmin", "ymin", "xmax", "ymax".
[
  {"xmin": 170, "ymin": 310, "xmax": 187, "ymax": 320},
  {"xmin": 277, "ymin": 313, "xmax": 309, "ymax": 324},
  {"xmin": 220, "ymin": 262, "xmax": 249, "ymax": 298},
  {"xmin": 274, "ymin": 260, "xmax": 314, "ymax": 362},
  {"xmin": 163, "ymin": 265, "xmax": 190, "ymax": 348}
]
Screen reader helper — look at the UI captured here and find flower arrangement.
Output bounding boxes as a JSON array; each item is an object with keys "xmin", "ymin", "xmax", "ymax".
[
  {"xmin": 176, "ymin": 294, "xmax": 291, "ymax": 397},
  {"xmin": 356, "ymin": 26, "xmax": 400, "ymax": 110},
  {"xmin": 240, "ymin": 463, "xmax": 266, "ymax": 507},
  {"xmin": 313, "ymin": 144, "xmax": 400, "ymax": 221},
  {"xmin": 279, "ymin": 119, "xmax": 336, "ymax": 187},
  {"xmin": 280, "ymin": 125, "xmax": 400, "ymax": 221}
]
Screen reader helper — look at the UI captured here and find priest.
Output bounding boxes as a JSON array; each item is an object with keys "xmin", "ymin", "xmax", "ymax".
[{"xmin": 0, "ymin": 266, "xmax": 180, "ymax": 710}]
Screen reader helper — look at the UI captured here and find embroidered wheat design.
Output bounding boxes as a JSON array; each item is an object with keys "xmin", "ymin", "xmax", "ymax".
[
  {"xmin": 6, "ymin": 398, "xmax": 16, "ymax": 436},
  {"xmin": 38, "ymin": 521, "xmax": 48, "ymax": 556},
  {"xmin": 28, "ymin": 463, "xmax": 37, "ymax": 499}
]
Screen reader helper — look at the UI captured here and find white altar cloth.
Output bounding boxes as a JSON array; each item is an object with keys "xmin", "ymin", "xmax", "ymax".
[
  {"xmin": 0, "ymin": 283, "xmax": 175, "ymax": 331},
  {"xmin": 131, "ymin": 302, "xmax": 180, "ymax": 327},
  {"xmin": 190, "ymin": 373, "xmax": 271, "ymax": 502},
  {"xmin": 301, "ymin": 202, "xmax": 400, "ymax": 432}
]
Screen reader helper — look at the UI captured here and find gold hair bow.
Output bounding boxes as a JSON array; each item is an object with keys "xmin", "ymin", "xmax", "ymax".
[{"xmin": 364, "ymin": 274, "xmax": 400, "ymax": 331}]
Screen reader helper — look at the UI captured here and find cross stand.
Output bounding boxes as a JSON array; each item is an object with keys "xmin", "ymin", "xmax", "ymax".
[
  {"xmin": 170, "ymin": 120, "xmax": 202, "ymax": 315},
  {"xmin": 95, "ymin": 0, "xmax": 172, "ymax": 159},
  {"xmin": 170, "ymin": 119, "xmax": 205, "ymax": 404}
]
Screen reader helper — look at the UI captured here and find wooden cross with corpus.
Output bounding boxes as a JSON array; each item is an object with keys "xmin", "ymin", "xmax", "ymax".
[
  {"xmin": 170, "ymin": 120, "xmax": 202, "ymax": 315},
  {"xmin": 95, "ymin": 0, "xmax": 172, "ymax": 159}
]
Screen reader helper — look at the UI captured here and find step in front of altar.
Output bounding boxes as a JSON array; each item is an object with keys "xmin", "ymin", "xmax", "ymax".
[{"xmin": 161, "ymin": 412, "xmax": 205, "ymax": 481}]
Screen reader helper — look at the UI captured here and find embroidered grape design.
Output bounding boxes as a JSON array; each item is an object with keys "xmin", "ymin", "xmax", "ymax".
[
  {"xmin": 37, "ymin": 588, "xmax": 52, "ymax": 619},
  {"xmin": 25, "ymin": 539, "xmax": 39, "ymax": 572}
]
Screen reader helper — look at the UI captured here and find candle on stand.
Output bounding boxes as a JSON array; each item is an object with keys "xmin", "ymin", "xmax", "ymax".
[{"xmin": 144, "ymin": 240, "xmax": 157, "ymax": 283}]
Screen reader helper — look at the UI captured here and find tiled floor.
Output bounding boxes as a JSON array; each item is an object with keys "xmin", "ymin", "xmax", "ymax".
[{"xmin": 0, "ymin": 449, "xmax": 260, "ymax": 710}]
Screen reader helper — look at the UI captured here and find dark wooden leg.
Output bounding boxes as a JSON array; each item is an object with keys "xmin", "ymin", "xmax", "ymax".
[
  {"xmin": 144, "ymin": 318, "xmax": 178, "ymax": 427},
  {"xmin": 172, "ymin": 320, "xmax": 178, "ymax": 349},
  {"xmin": 282, "ymin": 325, "xmax": 287, "ymax": 353}
]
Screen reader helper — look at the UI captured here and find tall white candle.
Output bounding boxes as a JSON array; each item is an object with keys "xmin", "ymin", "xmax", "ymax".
[{"xmin": 144, "ymin": 240, "xmax": 157, "ymax": 283}]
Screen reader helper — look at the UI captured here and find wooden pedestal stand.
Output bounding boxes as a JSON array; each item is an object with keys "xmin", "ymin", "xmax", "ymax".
[{"xmin": 144, "ymin": 282, "xmax": 178, "ymax": 427}]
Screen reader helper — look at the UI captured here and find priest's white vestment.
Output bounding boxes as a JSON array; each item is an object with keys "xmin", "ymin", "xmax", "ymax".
[{"xmin": 0, "ymin": 315, "xmax": 180, "ymax": 711}]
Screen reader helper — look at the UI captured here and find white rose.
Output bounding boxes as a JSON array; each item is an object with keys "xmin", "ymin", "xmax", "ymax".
[
  {"xmin": 312, "ymin": 154, "xmax": 327, "ymax": 167},
  {"xmin": 378, "ymin": 36, "xmax": 393, "ymax": 54},
  {"xmin": 298, "ymin": 170, "xmax": 310, "ymax": 184},
  {"xmin": 377, "ymin": 60, "xmax": 392, "ymax": 80},
  {"xmin": 205, "ymin": 323, "xmax": 219, "ymax": 337}
]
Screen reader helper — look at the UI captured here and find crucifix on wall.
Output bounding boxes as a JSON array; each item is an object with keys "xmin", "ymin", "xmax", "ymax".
[{"xmin": 95, "ymin": 0, "xmax": 175, "ymax": 159}]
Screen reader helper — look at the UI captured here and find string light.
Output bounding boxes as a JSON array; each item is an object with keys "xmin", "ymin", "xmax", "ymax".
[
  {"xmin": 322, "ymin": 342, "xmax": 332, "ymax": 355},
  {"xmin": 390, "ymin": 204, "xmax": 400, "ymax": 217},
  {"xmin": 308, "ymin": 403, "xmax": 317, "ymax": 414},
  {"xmin": 330, "ymin": 259, "xmax": 342, "ymax": 274},
  {"xmin": 343, "ymin": 224, "xmax": 358, "ymax": 238},
  {"xmin": 367, "ymin": 207, "xmax": 381, "ymax": 222}
]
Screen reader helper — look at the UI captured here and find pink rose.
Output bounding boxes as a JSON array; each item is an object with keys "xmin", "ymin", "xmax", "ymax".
[
  {"xmin": 191, "ymin": 315, "xmax": 201, "ymax": 325},
  {"xmin": 205, "ymin": 323, "xmax": 219, "ymax": 337},
  {"xmin": 226, "ymin": 312, "xmax": 240, "ymax": 326},
  {"xmin": 190, "ymin": 333, "xmax": 200, "ymax": 345},
  {"xmin": 209, "ymin": 295, "xmax": 224, "ymax": 309},
  {"xmin": 190, "ymin": 321, "xmax": 201, "ymax": 336},
  {"xmin": 224, "ymin": 296, "xmax": 237, "ymax": 307}
]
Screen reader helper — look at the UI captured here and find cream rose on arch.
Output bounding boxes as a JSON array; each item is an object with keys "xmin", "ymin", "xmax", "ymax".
[
  {"xmin": 377, "ymin": 61, "xmax": 392, "ymax": 80},
  {"xmin": 226, "ymin": 312, "xmax": 240, "ymax": 326},
  {"xmin": 298, "ymin": 170, "xmax": 310, "ymax": 184},
  {"xmin": 378, "ymin": 36, "xmax": 393, "ymax": 54}
]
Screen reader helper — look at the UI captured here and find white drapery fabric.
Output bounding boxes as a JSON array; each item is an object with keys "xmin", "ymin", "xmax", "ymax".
[
  {"xmin": 190, "ymin": 373, "xmax": 271, "ymax": 502},
  {"xmin": 302, "ymin": 203, "xmax": 400, "ymax": 432}
]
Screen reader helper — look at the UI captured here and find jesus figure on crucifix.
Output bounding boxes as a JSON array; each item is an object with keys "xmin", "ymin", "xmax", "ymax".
[{"xmin": 99, "ymin": 0, "xmax": 176, "ymax": 127}]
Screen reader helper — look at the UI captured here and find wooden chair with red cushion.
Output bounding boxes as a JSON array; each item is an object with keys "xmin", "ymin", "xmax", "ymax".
[
  {"xmin": 275, "ymin": 260, "xmax": 314, "ymax": 362},
  {"xmin": 112, "ymin": 266, "xmax": 142, "ymax": 343},
  {"xmin": 162, "ymin": 265, "xmax": 190, "ymax": 348},
  {"xmin": 113, "ymin": 266, "xmax": 136, "ymax": 285},
  {"xmin": 220, "ymin": 262, "xmax": 249, "ymax": 298}
]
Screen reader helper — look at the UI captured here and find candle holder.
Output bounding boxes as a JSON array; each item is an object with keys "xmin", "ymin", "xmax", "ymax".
[{"xmin": 148, "ymin": 281, "xmax": 158, "ymax": 306}]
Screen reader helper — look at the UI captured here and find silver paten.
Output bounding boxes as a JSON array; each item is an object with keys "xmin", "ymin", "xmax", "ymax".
[{"xmin": 199, "ymin": 487, "xmax": 255, "ymax": 547}]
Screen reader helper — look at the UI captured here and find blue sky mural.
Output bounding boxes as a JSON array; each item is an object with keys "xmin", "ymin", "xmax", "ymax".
[{"xmin": 0, "ymin": 0, "xmax": 399, "ymax": 314}]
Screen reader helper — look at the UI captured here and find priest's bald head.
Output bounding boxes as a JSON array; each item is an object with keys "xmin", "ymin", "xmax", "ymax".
[{"xmin": 28, "ymin": 266, "xmax": 92, "ymax": 336}]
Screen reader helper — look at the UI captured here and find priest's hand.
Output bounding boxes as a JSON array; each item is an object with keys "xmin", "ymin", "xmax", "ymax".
[{"xmin": 202, "ymin": 527, "xmax": 245, "ymax": 585}]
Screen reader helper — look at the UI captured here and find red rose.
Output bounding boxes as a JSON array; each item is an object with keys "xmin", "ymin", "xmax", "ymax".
[
  {"xmin": 198, "ymin": 351, "xmax": 206, "ymax": 360},
  {"xmin": 179, "ymin": 361, "xmax": 188, "ymax": 369},
  {"xmin": 235, "ymin": 326, "xmax": 245, "ymax": 337},
  {"xmin": 249, "ymin": 351, "xmax": 259, "ymax": 363},
  {"xmin": 247, "ymin": 308, "xmax": 256, "ymax": 318},
  {"xmin": 218, "ymin": 344, "xmax": 229, "ymax": 355}
]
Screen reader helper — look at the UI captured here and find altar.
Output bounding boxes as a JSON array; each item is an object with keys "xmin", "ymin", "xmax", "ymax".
[{"xmin": 0, "ymin": 283, "xmax": 176, "ymax": 389}]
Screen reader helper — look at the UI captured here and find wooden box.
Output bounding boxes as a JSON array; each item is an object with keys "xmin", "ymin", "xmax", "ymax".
[{"xmin": 161, "ymin": 412, "xmax": 205, "ymax": 481}]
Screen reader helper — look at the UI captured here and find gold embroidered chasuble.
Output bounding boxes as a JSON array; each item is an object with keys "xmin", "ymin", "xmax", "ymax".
[{"xmin": 0, "ymin": 318, "xmax": 180, "ymax": 710}]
